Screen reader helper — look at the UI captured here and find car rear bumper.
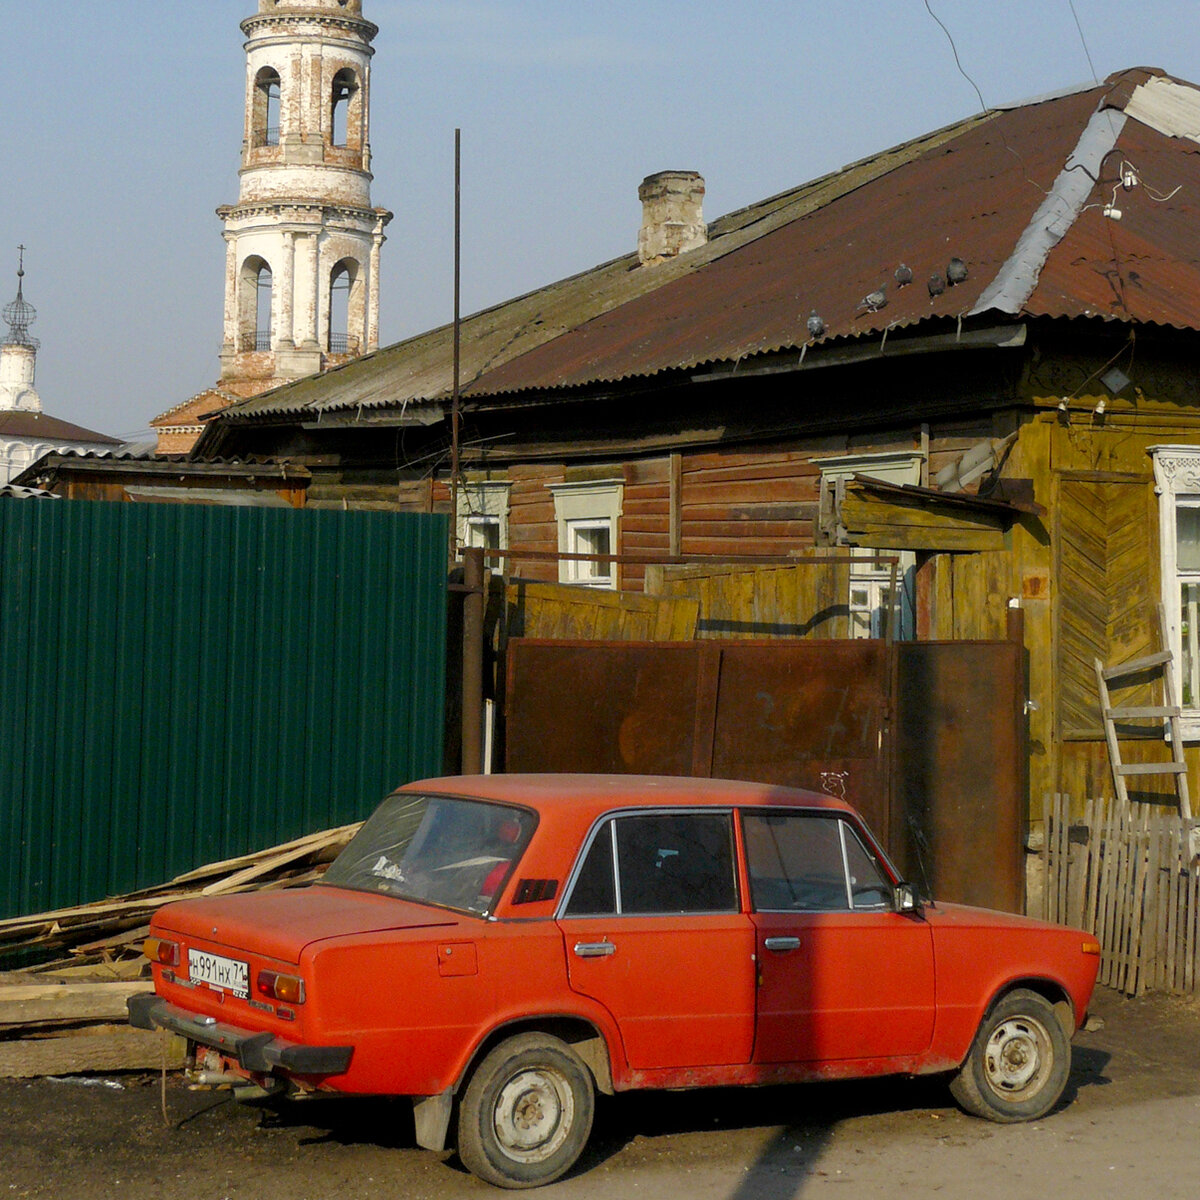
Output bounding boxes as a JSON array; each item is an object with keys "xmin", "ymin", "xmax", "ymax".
[{"xmin": 128, "ymin": 993, "xmax": 354, "ymax": 1076}]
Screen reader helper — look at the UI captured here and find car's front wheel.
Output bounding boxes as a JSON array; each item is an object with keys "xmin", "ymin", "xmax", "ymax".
[
  {"xmin": 457, "ymin": 1032, "xmax": 595, "ymax": 1188},
  {"xmin": 950, "ymin": 988, "xmax": 1071, "ymax": 1122}
]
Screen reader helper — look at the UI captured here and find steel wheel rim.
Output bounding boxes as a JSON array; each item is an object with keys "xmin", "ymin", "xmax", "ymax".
[
  {"xmin": 492, "ymin": 1068, "xmax": 575, "ymax": 1163},
  {"xmin": 983, "ymin": 1014, "xmax": 1053, "ymax": 1100}
]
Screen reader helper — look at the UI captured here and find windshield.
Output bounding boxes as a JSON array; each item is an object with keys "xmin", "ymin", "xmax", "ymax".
[{"xmin": 322, "ymin": 791, "xmax": 537, "ymax": 915}]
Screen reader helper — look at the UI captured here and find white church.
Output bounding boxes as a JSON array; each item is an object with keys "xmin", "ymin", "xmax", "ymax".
[{"xmin": 0, "ymin": 251, "xmax": 121, "ymax": 488}]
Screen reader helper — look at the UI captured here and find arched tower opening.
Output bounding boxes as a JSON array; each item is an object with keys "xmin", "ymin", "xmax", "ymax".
[
  {"xmin": 238, "ymin": 256, "xmax": 274, "ymax": 352},
  {"xmin": 251, "ymin": 67, "xmax": 281, "ymax": 147},
  {"xmin": 330, "ymin": 68, "xmax": 361, "ymax": 150},
  {"xmin": 328, "ymin": 258, "xmax": 365, "ymax": 355}
]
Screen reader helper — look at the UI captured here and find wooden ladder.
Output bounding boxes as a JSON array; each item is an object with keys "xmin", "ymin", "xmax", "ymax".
[{"xmin": 1094, "ymin": 643, "xmax": 1192, "ymax": 820}]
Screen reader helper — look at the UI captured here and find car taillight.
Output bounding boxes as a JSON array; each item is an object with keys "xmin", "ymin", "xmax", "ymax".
[
  {"xmin": 257, "ymin": 970, "xmax": 306, "ymax": 1005},
  {"xmin": 144, "ymin": 937, "xmax": 180, "ymax": 967}
]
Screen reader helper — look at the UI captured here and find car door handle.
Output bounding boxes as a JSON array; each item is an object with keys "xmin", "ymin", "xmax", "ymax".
[
  {"xmin": 573, "ymin": 941, "xmax": 615, "ymax": 958},
  {"xmin": 763, "ymin": 936, "xmax": 801, "ymax": 952}
]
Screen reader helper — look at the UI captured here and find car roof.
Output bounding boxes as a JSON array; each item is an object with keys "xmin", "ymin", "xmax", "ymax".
[{"xmin": 398, "ymin": 773, "xmax": 854, "ymax": 818}]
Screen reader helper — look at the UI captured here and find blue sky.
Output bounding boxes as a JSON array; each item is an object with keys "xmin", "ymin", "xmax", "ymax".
[{"xmin": 3, "ymin": 1, "xmax": 1199, "ymax": 438}]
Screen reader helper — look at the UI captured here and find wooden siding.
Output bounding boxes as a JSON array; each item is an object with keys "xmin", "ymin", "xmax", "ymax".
[
  {"xmin": 657, "ymin": 559, "xmax": 854, "ymax": 639},
  {"xmin": 924, "ymin": 550, "xmax": 1013, "ymax": 641},
  {"xmin": 504, "ymin": 580, "xmax": 698, "ymax": 641},
  {"xmin": 1056, "ymin": 475, "xmax": 1156, "ymax": 739},
  {"xmin": 680, "ymin": 449, "xmax": 820, "ymax": 557}
]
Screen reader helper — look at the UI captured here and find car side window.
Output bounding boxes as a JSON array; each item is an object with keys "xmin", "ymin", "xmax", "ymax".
[
  {"xmin": 843, "ymin": 824, "xmax": 893, "ymax": 909},
  {"xmin": 616, "ymin": 812, "xmax": 737, "ymax": 914},
  {"xmin": 562, "ymin": 811, "xmax": 737, "ymax": 915},
  {"xmin": 563, "ymin": 822, "xmax": 617, "ymax": 915},
  {"xmin": 742, "ymin": 812, "xmax": 892, "ymax": 912}
]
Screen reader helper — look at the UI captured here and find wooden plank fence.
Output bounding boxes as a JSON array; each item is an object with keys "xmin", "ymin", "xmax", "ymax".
[{"xmin": 1041, "ymin": 793, "xmax": 1200, "ymax": 996}]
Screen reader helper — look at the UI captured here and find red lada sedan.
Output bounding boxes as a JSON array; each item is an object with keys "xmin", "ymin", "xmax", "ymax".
[{"xmin": 129, "ymin": 775, "xmax": 1100, "ymax": 1188}]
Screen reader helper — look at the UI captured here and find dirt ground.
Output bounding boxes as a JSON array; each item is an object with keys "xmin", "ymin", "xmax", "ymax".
[{"xmin": 2, "ymin": 985, "xmax": 1199, "ymax": 1200}]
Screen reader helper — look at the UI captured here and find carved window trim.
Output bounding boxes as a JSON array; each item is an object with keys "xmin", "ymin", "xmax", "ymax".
[
  {"xmin": 549, "ymin": 480, "xmax": 623, "ymax": 589},
  {"xmin": 456, "ymin": 482, "xmax": 510, "ymax": 555},
  {"xmin": 1150, "ymin": 445, "xmax": 1200, "ymax": 738}
]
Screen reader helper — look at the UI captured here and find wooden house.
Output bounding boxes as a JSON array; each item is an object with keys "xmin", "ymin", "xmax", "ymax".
[{"xmin": 27, "ymin": 67, "xmax": 1200, "ymax": 814}]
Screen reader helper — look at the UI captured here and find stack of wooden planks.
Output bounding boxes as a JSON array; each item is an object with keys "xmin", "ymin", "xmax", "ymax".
[{"xmin": 0, "ymin": 822, "xmax": 361, "ymax": 1078}]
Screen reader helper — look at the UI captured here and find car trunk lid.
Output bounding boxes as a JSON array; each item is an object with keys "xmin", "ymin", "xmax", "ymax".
[{"xmin": 154, "ymin": 885, "xmax": 459, "ymax": 964}]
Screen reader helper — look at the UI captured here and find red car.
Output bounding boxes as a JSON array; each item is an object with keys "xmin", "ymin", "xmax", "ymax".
[{"xmin": 129, "ymin": 775, "xmax": 1100, "ymax": 1188}]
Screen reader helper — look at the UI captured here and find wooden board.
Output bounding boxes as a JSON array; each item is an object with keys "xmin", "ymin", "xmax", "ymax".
[
  {"xmin": 0, "ymin": 981, "xmax": 152, "ymax": 1027},
  {"xmin": 840, "ymin": 488, "xmax": 1008, "ymax": 552},
  {"xmin": 0, "ymin": 1025, "xmax": 186, "ymax": 1079},
  {"xmin": 505, "ymin": 580, "xmax": 699, "ymax": 642}
]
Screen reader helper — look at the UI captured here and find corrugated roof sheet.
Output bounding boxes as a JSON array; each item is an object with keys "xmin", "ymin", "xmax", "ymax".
[
  {"xmin": 204, "ymin": 67, "xmax": 1200, "ymax": 434},
  {"xmin": 0, "ymin": 410, "xmax": 121, "ymax": 444}
]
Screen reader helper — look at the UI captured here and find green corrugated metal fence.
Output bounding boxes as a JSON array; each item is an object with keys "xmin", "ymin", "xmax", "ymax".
[{"xmin": 0, "ymin": 500, "xmax": 448, "ymax": 919}]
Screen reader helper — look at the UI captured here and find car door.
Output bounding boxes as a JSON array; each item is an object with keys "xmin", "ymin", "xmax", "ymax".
[
  {"xmin": 742, "ymin": 809, "xmax": 935, "ymax": 1066},
  {"xmin": 555, "ymin": 809, "xmax": 757, "ymax": 1071}
]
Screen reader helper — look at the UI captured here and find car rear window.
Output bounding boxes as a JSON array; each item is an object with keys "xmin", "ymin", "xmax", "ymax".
[{"xmin": 323, "ymin": 791, "xmax": 536, "ymax": 915}]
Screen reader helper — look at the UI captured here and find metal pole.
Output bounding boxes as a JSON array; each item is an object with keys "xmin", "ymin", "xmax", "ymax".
[
  {"xmin": 449, "ymin": 128, "xmax": 462, "ymax": 566},
  {"xmin": 461, "ymin": 546, "xmax": 485, "ymax": 775}
]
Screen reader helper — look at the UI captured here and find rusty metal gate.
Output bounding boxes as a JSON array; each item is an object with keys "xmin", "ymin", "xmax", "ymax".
[{"xmin": 504, "ymin": 622, "xmax": 1025, "ymax": 912}]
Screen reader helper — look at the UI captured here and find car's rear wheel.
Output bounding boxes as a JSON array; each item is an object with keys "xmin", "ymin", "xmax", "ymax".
[
  {"xmin": 457, "ymin": 1032, "xmax": 595, "ymax": 1188},
  {"xmin": 950, "ymin": 988, "xmax": 1070, "ymax": 1122}
]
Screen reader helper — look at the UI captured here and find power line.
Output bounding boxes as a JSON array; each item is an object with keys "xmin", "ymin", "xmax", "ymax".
[
  {"xmin": 1068, "ymin": 0, "xmax": 1101, "ymax": 85},
  {"xmin": 922, "ymin": 0, "xmax": 987, "ymax": 114}
]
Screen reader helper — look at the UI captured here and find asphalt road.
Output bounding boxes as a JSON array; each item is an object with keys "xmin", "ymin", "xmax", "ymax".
[{"xmin": 2, "ymin": 986, "xmax": 1198, "ymax": 1200}]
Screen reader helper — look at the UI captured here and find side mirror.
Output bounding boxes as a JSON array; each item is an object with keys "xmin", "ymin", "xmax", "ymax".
[{"xmin": 894, "ymin": 882, "xmax": 923, "ymax": 914}]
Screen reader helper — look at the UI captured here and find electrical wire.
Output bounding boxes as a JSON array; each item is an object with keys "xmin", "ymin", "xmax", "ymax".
[
  {"xmin": 921, "ymin": 0, "xmax": 1054, "ymax": 200},
  {"xmin": 1067, "ymin": 0, "xmax": 1101, "ymax": 84},
  {"xmin": 922, "ymin": 0, "xmax": 987, "ymax": 113}
]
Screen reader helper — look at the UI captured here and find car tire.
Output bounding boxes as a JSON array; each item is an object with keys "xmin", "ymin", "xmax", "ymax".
[
  {"xmin": 457, "ymin": 1032, "xmax": 595, "ymax": 1189},
  {"xmin": 949, "ymin": 988, "xmax": 1071, "ymax": 1122}
]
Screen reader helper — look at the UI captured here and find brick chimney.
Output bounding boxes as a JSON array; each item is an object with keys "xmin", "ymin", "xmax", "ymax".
[{"xmin": 638, "ymin": 171, "xmax": 707, "ymax": 266}]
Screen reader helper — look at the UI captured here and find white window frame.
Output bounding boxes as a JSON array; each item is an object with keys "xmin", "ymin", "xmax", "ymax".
[
  {"xmin": 814, "ymin": 451, "xmax": 924, "ymax": 640},
  {"xmin": 1151, "ymin": 446, "xmax": 1200, "ymax": 738},
  {"xmin": 455, "ymin": 482, "xmax": 510, "ymax": 557},
  {"xmin": 550, "ymin": 480, "xmax": 623, "ymax": 589}
]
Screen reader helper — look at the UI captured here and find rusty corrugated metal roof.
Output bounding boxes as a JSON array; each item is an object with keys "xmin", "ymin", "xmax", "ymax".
[{"xmin": 203, "ymin": 67, "xmax": 1200, "ymax": 433}]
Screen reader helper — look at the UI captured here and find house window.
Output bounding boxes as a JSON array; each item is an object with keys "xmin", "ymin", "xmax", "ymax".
[
  {"xmin": 849, "ymin": 563, "xmax": 898, "ymax": 639},
  {"xmin": 1151, "ymin": 447, "xmax": 1200, "ymax": 733},
  {"xmin": 814, "ymin": 451, "xmax": 923, "ymax": 639},
  {"xmin": 566, "ymin": 520, "xmax": 612, "ymax": 586},
  {"xmin": 550, "ymin": 480, "xmax": 623, "ymax": 589},
  {"xmin": 455, "ymin": 482, "xmax": 510, "ymax": 558}
]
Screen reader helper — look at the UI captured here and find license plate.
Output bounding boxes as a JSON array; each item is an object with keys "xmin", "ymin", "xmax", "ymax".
[{"xmin": 188, "ymin": 949, "xmax": 249, "ymax": 999}]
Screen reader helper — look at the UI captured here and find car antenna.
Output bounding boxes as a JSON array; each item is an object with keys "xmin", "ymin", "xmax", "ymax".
[{"xmin": 905, "ymin": 814, "xmax": 937, "ymax": 909}]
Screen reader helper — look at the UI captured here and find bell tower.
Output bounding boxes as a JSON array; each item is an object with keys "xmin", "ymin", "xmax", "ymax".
[{"xmin": 217, "ymin": 0, "xmax": 392, "ymax": 393}]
